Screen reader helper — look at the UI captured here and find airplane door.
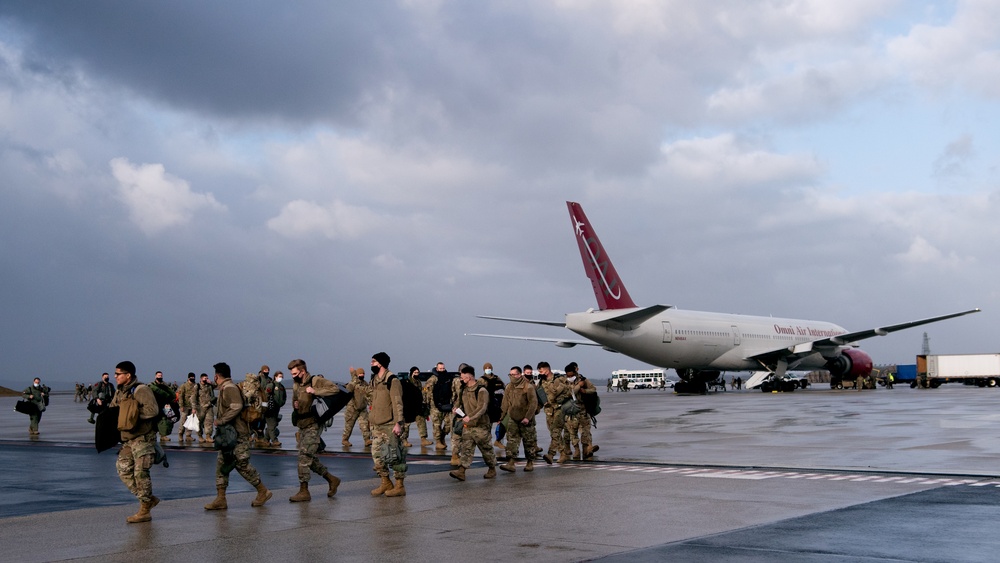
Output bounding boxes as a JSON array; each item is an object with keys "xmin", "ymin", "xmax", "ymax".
[
  {"xmin": 662, "ymin": 321, "xmax": 673, "ymax": 343},
  {"xmin": 731, "ymin": 325, "xmax": 741, "ymax": 346}
]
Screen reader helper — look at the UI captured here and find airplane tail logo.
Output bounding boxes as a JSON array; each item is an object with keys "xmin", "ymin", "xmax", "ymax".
[{"xmin": 567, "ymin": 201, "xmax": 637, "ymax": 310}]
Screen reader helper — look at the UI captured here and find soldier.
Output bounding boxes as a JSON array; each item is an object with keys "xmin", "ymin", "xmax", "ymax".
[
  {"xmin": 262, "ymin": 370, "xmax": 285, "ymax": 447},
  {"xmin": 342, "ymin": 367, "xmax": 371, "ymax": 448},
  {"xmin": 401, "ymin": 366, "xmax": 429, "ymax": 448},
  {"xmin": 203, "ymin": 362, "xmax": 272, "ymax": 510},
  {"xmin": 539, "ymin": 362, "xmax": 571, "ymax": 464},
  {"xmin": 449, "ymin": 365, "xmax": 498, "ymax": 481},
  {"xmin": 369, "ymin": 352, "xmax": 407, "ymax": 497},
  {"xmin": 176, "ymin": 372, "xmax": 198, "ymax": 442},
  {"xmin": 426, "ymin": 362, "xmax": 453, "ymax": 451},
  {"xmin": 89, "ymin": 372, "xmax": 114, "ymax": 424},
  {"xmin": 109, "ymin": 361, "xmax": 160, "ymax": 523},
  {"xmin": 564, "ymin": 363, "xmax": 599, "ymax": 460},
  {"xmin": 22, "ymin": 377, "xmax": 49, "ymax": 435},
  {"xmin": 500, "ymin": 366, "xmax": 539, "ymax": 472},
  {"xmin": 448, "ymin": 364, "xmax": 465, "ymax": 464},
  {"xmin": 195, "ymin": 373, "xmax": 216, "ymax": 444},
  {"xmin": 150, "ymin": 372, "xmax": 175, "ymax": 442},
  {"xmin": 288, "ymin": 358, "xmax": 342, "ymax": 502}
]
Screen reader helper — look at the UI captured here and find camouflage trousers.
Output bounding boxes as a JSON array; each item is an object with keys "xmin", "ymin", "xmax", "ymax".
[
  {"xmin": 197, "ymin": 407, "xmax": 215, "ymax": 439},
  {"xmin": 430, "ymin": 408, "xmax": 451, "ymax": 443},
  {"xmin": 564, "ymin": 412, "xmax": 593, "ymax": 452},
  {"xmin": 216, "ymin": 433, "xmax": 261, "ymax": 489},
  {"xmin": 458, "ymin": 424, "xmax": 497, "ymax": 469},
  {"xmin": 544, "ymin": 407, "xmax": 570, "ymax": 456},
  {"xmin": 342, "ymin": 404, "xmax": 370, "ymax": 442},
  {"xmin": 371, "ymin": 423, "xmax": 407, "ymax": 479},
  {"xmin": 505, "ymin": 419, "xmax": 538, "ymax": 461},
  {"xmin": 297, "ymin": 423, "xmax": 330, "ymax": 483},
  {"xmin": 117, "ymin": 431, "xmax": 156, "ymax": 503},
  {"xmin": 403, "ymin": 414, "xmax": 427, "ymax": 441}
]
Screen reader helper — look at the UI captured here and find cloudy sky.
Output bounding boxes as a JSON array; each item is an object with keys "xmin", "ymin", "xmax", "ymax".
[{"xmin": 1, "ymin": 1, "xmax": 997, "ymax": 389}]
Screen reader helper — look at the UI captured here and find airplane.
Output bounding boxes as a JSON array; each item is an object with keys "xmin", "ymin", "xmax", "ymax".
[{"xmin": 469, "ymin": 201, "xmax": 981, "ymax": 393}]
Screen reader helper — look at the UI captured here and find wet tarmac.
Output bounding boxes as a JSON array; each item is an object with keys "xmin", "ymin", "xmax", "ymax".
[{"xmin": 2, "ymin": 386, "xmax": 1000, "ymax": 562}]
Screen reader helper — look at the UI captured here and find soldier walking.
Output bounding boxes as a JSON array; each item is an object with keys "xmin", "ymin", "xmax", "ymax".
[
  {"xmin": 22, "ymin": 377, "xmax": 49, "ymax": 435},
  {"xmin": 288, "ymin": 358, "xmax": 342, "ymax": 502},
  {"xmin": 449, "ymin": 365, "xmax": 497, "ymax": 481},
  {"xmin": 369, "ymin": 352, "xmax": 408, "ymax": 497},
  {"xmin": 109, "ymin": 361, "xmax": 160, "ymax": 523},
  {"xmin": 539, "ymin": 362, "xmax": 571, "ymax": 464},
  {"xmin": 262, "ymin": 370, "xmax": 285, "ymax": 447},
  {"xmin": 500, "ymin": 366, "xmax": 539, "ymax": 472},
  {"xmin": 342, "ymin": 367, "xmax": 371, "ymax": 448},
  {"xmin": 176, "ymin": 373, "xmax": 197, "ymax": 443},
  {"xmin": 196, "ymin": 373, "xmax": 216, "ymax": 444}
]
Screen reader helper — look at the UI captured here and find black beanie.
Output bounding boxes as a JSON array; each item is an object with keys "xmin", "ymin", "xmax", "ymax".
[{"xmin": 372, "ymin": 352, "xmax": 391, "ymax": 368}]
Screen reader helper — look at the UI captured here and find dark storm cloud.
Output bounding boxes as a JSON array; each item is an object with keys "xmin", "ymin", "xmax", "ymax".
[{"xmin": 0, "ymin": 0, "xmax": 403, "ymax": 123}]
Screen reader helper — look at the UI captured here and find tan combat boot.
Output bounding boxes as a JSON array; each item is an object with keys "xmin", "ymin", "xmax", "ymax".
[
  {"xmin": 384, "ymin": 477, "xmax": 406, "ymax": 497},
  {"xmin": 524, "ymin": 459, "xmax": 534, "ymax": 472},
  {"xmin": 342, "ymin": 439, "xmax": 352, "ymax": 447},
  {"xmin": 557, "ymin": 451, "xmax": 570, "ymax": 464},
  {"xmin": 449, "ymin": 452, "xmax": 460, "ymax": 466},
  {"xmin": 573, "ymin": 447, "xmax": 581, "ymax": 460},
  {"xmin": 204, "ymin": 487, "xmax": 227, "ymax": 510},
  {"xmin": 449, "ymin": 466, "xmax": 466, "ymax": 481},
  {"xmin": 126, "ymin": 500, "xmax": 153, "ymax": 523},
  {"xmin": 500, "ymin": 459, "xmax": 516, "ymax": 473},
  {"xmin": 543, "ymin": 453, "xmax": 554, "ymax": 465},
  {"xmin": 403, "ymin": 439, "xmax": 413, "ymax": 447},
  {"xmin": 251, "ymin": 482, "xmax": 272, "ymax": 507},
  {"xmin": 289, "ymin": 483, "xmax": 311, "ymax": 502},
  {"xmin": 434, "ymin": 441, "xmax": 447, "ymax": 450},
  {"xmin": 371, "ymin": 476, "xmax": 393, "ymax": 496},
  {"xmin": 420, "ymin": 437, "xmax": 432, "ymax": 447},
  {"xmin": 584, "ymin": 445, "xmax": 599, "ymax": 459},
  {"xmin": 323, "ymin": 472, "xmax": 341, "ymax": 497},
  {"xmin": 270, "ymin": 440, "xmax": 280, "ymax": 447},
  {"xmin": 364, "ymin": 439, "xmax": 373, "ymax": 449},
  {"xmin": 484, "ymin": 466, "xmax": 497, "ymax": 479}
]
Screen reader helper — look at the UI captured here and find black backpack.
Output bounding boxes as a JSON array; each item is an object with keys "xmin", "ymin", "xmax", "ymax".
[
  {"xmin": 432, "ymin": 372, "xmax": 455, "ymax": 412},
  {"xmin": 390, "ymin": 375, "xmax": 424, "ymax": 423},
  {"xmin": 150, "ymin": 382, "xmax": 181, "ymax": 423}
]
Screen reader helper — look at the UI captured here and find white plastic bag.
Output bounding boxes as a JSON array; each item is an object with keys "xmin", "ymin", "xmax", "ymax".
[{"xmin": 183, "ymin": 413, "xmax": 200, "ymax": 432}]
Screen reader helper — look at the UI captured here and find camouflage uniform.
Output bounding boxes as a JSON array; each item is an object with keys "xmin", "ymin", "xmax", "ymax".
[
  {"xmin": 501, "ymin": 376, "xmax": 538, "ymax": 461},
  {"xmin": 565, "ymin": 375, "xmax": 597, "ymax": 458},
  {"xmin": 111, "ymin": 378, "xmax": 160, "ymax": 504},
  {"xmin": 541, "ymin": 374, "xmax": 571, "ymax": 459},
  {"xmin": 292, "ymin": 373, "xmax": 340, "ymax": 484},
  {"xmin": 455, "ymin": 382, "xmax": 497, "ymax": 470},
  {"xmin": 449, "ymin": 375, "xmax": 463, "ymax": 452},
  {"xmin": 214, "ymin": 378, "xmax": 262, "ymax": 488},
  {"xmin": 342, "ymin": 370, "xmax": 371, "ymax": 445},
  {"xmin": 370, "ymin": 370, "xmax": 407, "ymax": 480},
  {"xmin": 196, "ymin": 380, "xmax": 216, "ymax": 440},
  {"xmin": 176, "ymin": 379, "xmax": 197, "ymax": 440},
  {"xmin": 261, "ymin": 375, "xmax": 285, "ymax": 445}
]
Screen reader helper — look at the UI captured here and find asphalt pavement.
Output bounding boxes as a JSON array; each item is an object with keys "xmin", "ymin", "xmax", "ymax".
[{"xmin": 3, "ymin": 386, "xmax": 1000, "ymax": 562}]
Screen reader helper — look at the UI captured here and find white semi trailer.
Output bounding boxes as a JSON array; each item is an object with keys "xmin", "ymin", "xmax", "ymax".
[{"xmin": 916, "ymin": 354, "xmax": 1000, "ymax": 388}]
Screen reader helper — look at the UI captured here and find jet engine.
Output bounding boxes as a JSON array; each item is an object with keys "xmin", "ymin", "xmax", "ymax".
[{"xmin": 825, "ymin": 348, "xmax": 873, "ymax": 379}]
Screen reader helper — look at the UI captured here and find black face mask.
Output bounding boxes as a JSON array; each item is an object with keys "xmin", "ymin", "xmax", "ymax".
[
  {"xmin": 292, "ymin": 376, "xmax": 302, "ymax": 384},
  {"xmin": 155, "ymin": 379, "xmax": 163, "ymax": 384},
  {"xmin": 370, "ymin": 366, "xmax": 380, "ymax": 376},
  {"xmin": 188, "ymin": 378, "xmax": 195, "ymax": 383}
]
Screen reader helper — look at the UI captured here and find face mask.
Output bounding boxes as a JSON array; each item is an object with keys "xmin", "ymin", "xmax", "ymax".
[
  {"xmin": 156, "ymin": 379, "xmax": 163, "ymax": 383},
  {"xmin": 370, "ymin": 366, "xmax": 380, "ymax": 376},
  {"xmin": 275, "ymin": 377, "xmax": 282, "ymax": 383},
  {"xmin": 566, "ymin": 376, "xmax": 577, "ymax": 383},
  {"xmin": 292, "ymin": 376, "xmax": 302, "ymax": 384},
  {"xmin": 33, "ymin": 383, "xmax": 40, "ymax": 388},
  {"xmin": 484, "ymin": 369, "xmax": 492, "ymax": 375},
  {"xmin": 189, "ymin": 378, "xmax": 195, "ymax": 383}
]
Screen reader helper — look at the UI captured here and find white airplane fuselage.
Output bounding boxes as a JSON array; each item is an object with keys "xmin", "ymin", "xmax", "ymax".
[{"xmin": 566, "ymin": 308, "xmax": 847, "ymax": 372}]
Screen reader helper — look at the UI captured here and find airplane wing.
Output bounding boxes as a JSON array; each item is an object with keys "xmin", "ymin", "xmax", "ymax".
[
  {"xmin": 748, "ymin": 308, "xmax": 982, "ymax": 367},
  {"xmin": 465, "ymin": 333, "xmax": 612, "ymax": 350},
  {"xmin": 475, "ymin": 315, "xmax": 566, "ymax": 327}
]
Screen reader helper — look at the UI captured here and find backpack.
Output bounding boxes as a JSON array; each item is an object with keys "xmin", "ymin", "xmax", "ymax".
[
  {"xmin": 582, "ymin": 386, "xmax": 602, "ymax": 417},
  {"xmin": 239, "ymin": 378, "xmax": 266, "ymax": 425},
  {"xmin": 432, "ymin": 373, "xmax": 455, "ymax": 412},
  {"xmin": 390, "ymin": 375, "xmax": 424, "ymax": 424},
  {"xmin": 150, "ymin": 382, "xmax": 181, "ymax": 424}
]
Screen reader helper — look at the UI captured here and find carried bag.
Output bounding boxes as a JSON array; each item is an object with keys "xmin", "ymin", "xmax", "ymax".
[
  {"xmin": 560, "ymin": 399, "xmax": 581, "ymax": 416},
  {"xmin": 452, "ymin": 417, "xmax": 464, "ymax": 436},
  {"xmin": 311, "ymin": 385, "xmax": 352, "ymax": 425},
  {"xmin": 213, "ymin": 424, "xmax": 238, "ymax": 452},
  {"xmin": 14, "ymin": 400, "xmax": 39, "ymax": 416},
  {"xmin": 183, "ymin": 413, "xmax": 200, "ymax": 432},
  {"xmin": 86, "ymin": 398, "xmax": 104, "ymax": 414},
  {"xmin": 95, "ymin": 406, "xmax": 121, "ymax": 453}
]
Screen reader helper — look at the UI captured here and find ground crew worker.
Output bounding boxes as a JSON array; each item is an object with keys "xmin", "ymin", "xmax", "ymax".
[
  {"xmin": 369, "ymin": 352, "xmax": 408, "ymax": 497},
  {"xmin": 204, "ymin": 362, "xmax": 272, "ymax": 510},
  {"xmin": 109, "ymin": 361, "xmax": 160, "ymax": 523},
  {"xmin": 288, "ymin": 358, "xmax": 342, "ymax": 502},
  {"xmin": 539, "ymin": 362, "xmax": 571, "ymax": 464},
  {"xmin": 500, "ymin": 365, "xmax": 539, "ymax": 472},
  {"xmin": 23, "ymin": 377, "xmax": 49, "ymax": 435},
  {"xmin": 176, "ymin": 373, "xmax": 197, "ymax": 442},
  {"xmin": 449, "ymin": 365, "xmax": 497, "ymax": 481}
]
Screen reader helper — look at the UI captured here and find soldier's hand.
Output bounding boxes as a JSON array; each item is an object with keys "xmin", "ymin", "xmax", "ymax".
[{"xmin": 306, "ymin": 386, "xmax": 314, "ymax": 394}]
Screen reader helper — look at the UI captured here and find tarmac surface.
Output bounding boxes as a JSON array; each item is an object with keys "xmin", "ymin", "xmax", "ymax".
[{"xmin": 3, "ymin": 384, "xmax": 1000, "ymax": 562}]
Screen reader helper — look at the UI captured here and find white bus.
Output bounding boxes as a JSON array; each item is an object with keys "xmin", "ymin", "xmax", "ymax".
[{"xmin": 610, "ymin": 369, "xmax": 669, "ymax": 390}]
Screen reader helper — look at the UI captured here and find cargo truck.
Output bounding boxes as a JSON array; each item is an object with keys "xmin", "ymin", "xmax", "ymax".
[{"xmin": 915, "ymin": 354, "xmax": 1000, "ymax": 388}]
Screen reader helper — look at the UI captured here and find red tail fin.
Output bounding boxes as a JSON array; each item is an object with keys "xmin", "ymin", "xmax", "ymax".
[{"xmin": 567, "ymin": 201, "xmax": 637, "ymax": 310}]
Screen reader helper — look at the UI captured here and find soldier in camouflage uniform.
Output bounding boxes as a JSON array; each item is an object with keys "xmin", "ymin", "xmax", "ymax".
[
  {"xmin": 448, "ymin": 365, "xmax": 497, "ymax": 481},
  {"xmin": 288, "ymin": 358, "xmax": 342, "ymax": 502},
  {"xmin": 150, "ymin": 372, "xmax": 175, "ymax": 442},
  {"xmin": 110, "ymin": 361, "xmax": 160, "ymax": 523},
  {"xmin": 195, "ymin": 373, "xmax": 216, "ymax": 444},
  {"xmin": 369, "ymin": 352, "xmax": 407, "ymax": 497},
  {"xmin": 538, "ymin": 362, "xmax": 571, "ymax": 463},
  {"xmin": 564, "ymin": 363, "xmax": 599, "ymax": 460},
  {"xmin": 500, "ymin": 366, "xmax": 539, "ymax": 472},
  {"xmin": 425, "ymin": 362, "xmax": 453, "ymax": 451},
  {"xmin": 342, "ymin": 367, "xmax": 371, "ymax": 448},
  {"xmin": 203, "ymin": 362, "xmax": 272, "ymax": 510},
  {"xmin": 176, "ymin": 372, "xmax": 197, "ymax": 442},
  {"xmin": 262, "ymin": 370, "xmax": 286, "ymax": 447}
]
